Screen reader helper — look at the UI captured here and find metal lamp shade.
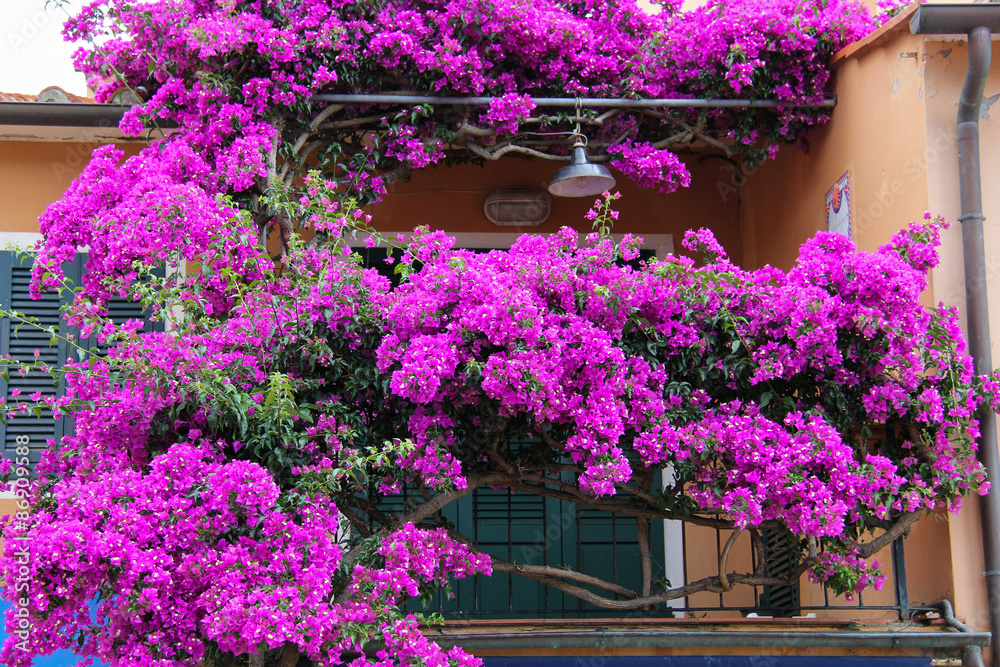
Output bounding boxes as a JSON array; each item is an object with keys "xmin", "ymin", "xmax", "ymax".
[{"xmin": 547, "ymin": 146, "xmax": 617, "ymax": 197}]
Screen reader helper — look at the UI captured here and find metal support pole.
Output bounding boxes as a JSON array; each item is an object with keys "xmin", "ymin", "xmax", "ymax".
[{"xmin": 309, "ymin": 93, "xmax": 836, "ymax": 109}]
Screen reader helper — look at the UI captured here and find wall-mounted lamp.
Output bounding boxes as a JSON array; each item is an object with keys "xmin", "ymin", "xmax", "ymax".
[{"xmin": 484, "ymin": 190, "xmax": 552, "ymax": 226}]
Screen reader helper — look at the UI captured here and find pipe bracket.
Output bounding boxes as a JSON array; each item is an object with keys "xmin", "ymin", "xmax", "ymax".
[{"xmin": 958, "ymin": 212, "xmax": 987, "ymax": 222}]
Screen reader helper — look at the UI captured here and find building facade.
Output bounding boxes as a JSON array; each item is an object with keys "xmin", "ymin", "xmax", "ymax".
[{"xmin": 2, "ymin": 6, "xmax": 1000, "ymax": 663}]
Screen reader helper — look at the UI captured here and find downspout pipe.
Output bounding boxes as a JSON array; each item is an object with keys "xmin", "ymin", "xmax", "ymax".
[
  {"xmin": 911, "ymin": 5, "xmax": 1000, "ymax": 660},
  {"xmin": 914, "ymin": 600, "xmax": 985, "ymax": 667}
]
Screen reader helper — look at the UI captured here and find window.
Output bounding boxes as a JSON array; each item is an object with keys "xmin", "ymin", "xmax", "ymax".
[{"xmin": 362, "ymin": 232, "xmax": 684, "ymax": 618}]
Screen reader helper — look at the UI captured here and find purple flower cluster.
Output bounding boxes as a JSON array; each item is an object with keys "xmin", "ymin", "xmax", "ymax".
[
  {"xmin": 643, "ymin": 404, "xmax": 904, "ymax": 536},
  {"xmin": 4, "ymin": 201, "xmax": 994, "ymax": 664},
  {"xmin": 2, "ymin": 442, "xmax": 345, "ymax": 666},
  {"xmin": 808, "ymin": 551, "xmax": 886, "ymax": 599},
  {"xmin": 608, "ymin": 141, "xmax": 692, "ymax": 193},
  {"xmin": 482, "ymin": 94, "xmax": 537, "ymax": 135},
  {"xmin": 384, "ymin": 123, "xmax": 446, "ymax": 170}
]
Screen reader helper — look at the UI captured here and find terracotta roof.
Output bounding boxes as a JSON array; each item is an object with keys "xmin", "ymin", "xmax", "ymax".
[{"xmin": 0, "ymin": 86, "xmax": 95, "ymax": 104}]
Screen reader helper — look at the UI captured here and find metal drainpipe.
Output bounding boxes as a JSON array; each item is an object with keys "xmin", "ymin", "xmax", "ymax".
[
  {"xmin": 916, "ymin": 601, "xmax": 985, "ymax": 667},
  {"xmin": 959, "ymin": 27, "xmax": 1000, "ymax": 665},
  {"xmin": 911, "ymin": 6, "xmax": 1000, "ymax": 660}
]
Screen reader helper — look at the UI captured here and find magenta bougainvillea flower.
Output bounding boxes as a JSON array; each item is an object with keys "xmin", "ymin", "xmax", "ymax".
[{"xmin": 4, "ymin": 205, "xmax": 990, "ymax": 666}]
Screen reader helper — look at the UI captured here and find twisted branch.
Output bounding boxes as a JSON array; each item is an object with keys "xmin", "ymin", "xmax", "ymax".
[
  {"xmin": 718, "ymin": 529, "xmax": 743, "ymax": 592},
  {"xmin": 467, "ymin": 141, "xmax": 570, "ymax": 162},
  {"xmin": 453, "ymin": 122, "xmax": 495, "ymax": 145},
  {"xmin": 293, "ymin": 104, "xmax": 344, "ymax": 155},
  {"xmin": 641, "ymin": 109, "xmax": 735, "ymax": 154},
  {"xmin": 458, "ymin": 534, "xmax": 819, "ymax": 610},
  {"xmin": 272, "ymin": 104, "xmax": 737, "ymax": 189},
  {"xmin": 334, "ymin": 459, "xmax": 922, "ymax": 613},
  {"xmin": 857, "ymin": 511, "xmax": 920, "ymax": 557}
]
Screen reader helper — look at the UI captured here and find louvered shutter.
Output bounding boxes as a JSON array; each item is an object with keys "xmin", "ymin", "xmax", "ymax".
[
  {"xmin": 381, "ymin": 478, "xmax": 665, "ymax": 618},
  {"xmin": 469, "ymin": 486, "xmax": 554, "ymax": 616},
  {"xmin": 760, "ymin": 529, "xmax": 801, "ymax": 616}
]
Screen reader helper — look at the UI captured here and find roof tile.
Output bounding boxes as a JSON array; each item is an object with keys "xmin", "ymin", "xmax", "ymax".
[{"xmin": 0, "ymin": 86, "xmax": 95, "ymax": 104}]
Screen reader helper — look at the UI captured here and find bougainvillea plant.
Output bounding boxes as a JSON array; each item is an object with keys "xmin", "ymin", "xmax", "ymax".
[
  {"xmin": 42, "ymin": 0, "xmax": 881, "ymax": 235},
  {"xmin": 2, "ymin": 0, "xmax": 994, "ymax": 666}
]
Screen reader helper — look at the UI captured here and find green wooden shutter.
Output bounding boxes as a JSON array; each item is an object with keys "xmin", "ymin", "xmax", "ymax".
[
  {"xmin": 467, "ymin": 486, "xmax": 555, "ymax": 617},
  {"xmin": 760, "ymin": 529, "xmax": 801, "ymax": 616},
  {"xmin": 383, "ymin": 478, "xmax": 667, "ymax": 619}
]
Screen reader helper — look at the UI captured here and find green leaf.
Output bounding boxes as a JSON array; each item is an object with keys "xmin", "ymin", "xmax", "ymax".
[{"xmin": 760, "ymin": 391, "xmax": 773, "ymax": 408}]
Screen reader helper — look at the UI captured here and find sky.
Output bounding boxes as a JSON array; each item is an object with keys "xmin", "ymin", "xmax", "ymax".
[{"xmin": 0, "ymin": 0, "xmax": 87, "ymax": 96}]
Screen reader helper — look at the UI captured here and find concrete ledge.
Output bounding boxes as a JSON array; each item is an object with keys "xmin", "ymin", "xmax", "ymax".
[{"xmin": 424, "ymin": 630, "xmax": 991, "ymax": 651}]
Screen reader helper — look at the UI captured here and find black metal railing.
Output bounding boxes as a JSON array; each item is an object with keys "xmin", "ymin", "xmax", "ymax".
[{"xmin": 387, "ymin": 485, "xmax": 910, "ymax": 622}]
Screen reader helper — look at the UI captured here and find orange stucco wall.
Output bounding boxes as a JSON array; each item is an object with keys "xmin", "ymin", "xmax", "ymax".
[
  {"xmin": 683, "ymin": 526, "xmax": 899, "ymax": 621},
  {"xmin": 739, "ymin": 19, "xmax": 1000, "ymax": 636},
  {"xmin": 739, "ymin": 23, "xmax": 960, "ymax": 619},
  {"xmin": 0, "ymin": 140, "xmax": 142, "ymax": 233},
  {"xmin": 740, "ymin": 26, "xmax": 932, "ymax": 271},
  {"xmin": 0, "ymin": 140, "xmax": 742, "ymax": 263},
  {"xmin": 368, "ymin": 156, "xmax": 742, "ymax": 264}
]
